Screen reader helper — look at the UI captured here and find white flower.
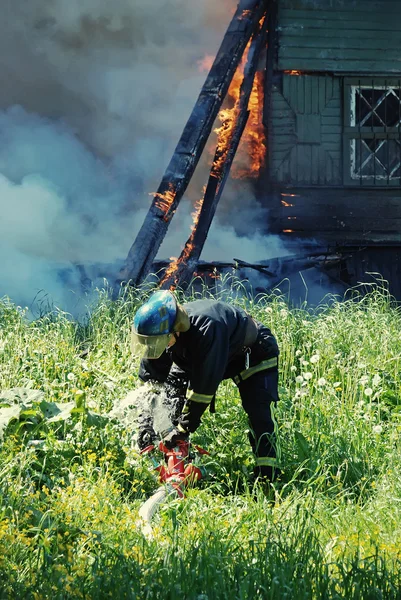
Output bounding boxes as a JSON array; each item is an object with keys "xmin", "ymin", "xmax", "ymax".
[
  {"xmin": 364, "ymin": 387, "xmax": 373, "ymax": 397},
  {"xmin": 290, "ymin": 365, "xmax": 297, "ymax": 372},
  {"xmin": 317, "ymin": 378, "xmax": 326, "ymax": 386},
  {"xmin": 373, "ymin": 424, "xmax": 383, "ymax": 434},
  {"xmin": 310, "ymin": 354, "xmax": 320, "ymax": 364},
  {"xmin": 280, "ymin": 309, "xmax": 288, "ymax": 318},
  {"xmin": 359, "ymin": 375, "xmax": 369, "ymax": 386},
  {"xmin": 302, "ymin": 360, "xmax": 309, "ymax": 367},
  {"xmin": 295, "ymin": 350, "xmax": 302, "ymax": 357},
  {"xmin": 295, "ymin": 375, "xmax": 304, "ymax": 384},
  {"xmin": 302, "ymin": 320, "xmax": 309, "ymax": 326},
  {"xmin": 67, "ymin": 373, "xmax": 76, "ymax": 381},
  {"xmin": 372, "ymin": 374, "xmax": 381, "ymax": 387},
  {"xmin": 265, "ymin": 306, "xmax": 273, "ymax": 314},
  {"xmin": 303, "ymin": 372, "xmax": 313, "ymax": 381},
  {"xmin": 333, "ymin": 381, "xmax": 341, "ymax": 387}
]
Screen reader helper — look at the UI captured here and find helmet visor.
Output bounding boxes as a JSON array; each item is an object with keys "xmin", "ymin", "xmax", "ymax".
[{"xmin": 131, "ymin": 329, "xmax": 172, "ymax": 359}]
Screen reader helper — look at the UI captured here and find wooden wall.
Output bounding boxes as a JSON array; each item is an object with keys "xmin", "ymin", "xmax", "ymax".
[
  {"xmin": 263, "ymin": 0, "xmax": 401, "ymax": 244},
  {"xmin": 276, "ymin": 0, "xmax": 401, "ymax": 74}
]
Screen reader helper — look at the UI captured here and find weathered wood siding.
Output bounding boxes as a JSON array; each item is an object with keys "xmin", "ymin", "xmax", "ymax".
[
  {"xmin": 277, "ymin": 188, "xmax": 401, "ymax": 243},
  {"xmin": 269, "ymin": 74, "xmax": 342, "ymax": 184},
  {"xmin": 276, "ymin": 0, "xmax": 401, "ymax": 74}
]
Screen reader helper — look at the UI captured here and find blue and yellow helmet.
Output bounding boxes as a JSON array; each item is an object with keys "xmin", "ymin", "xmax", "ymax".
[{"xmin": 131, "ymin": 290, "xmax": 177, "ymax": 359}]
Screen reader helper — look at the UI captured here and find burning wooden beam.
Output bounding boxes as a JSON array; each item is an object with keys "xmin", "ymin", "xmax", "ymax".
[
  {"xmin": 160, "ymin": 17, "xmax": 268, "ymax": 289},
  {"xmin": 120, "ymin": 0, "xmax": 269, "ymax": 285}
]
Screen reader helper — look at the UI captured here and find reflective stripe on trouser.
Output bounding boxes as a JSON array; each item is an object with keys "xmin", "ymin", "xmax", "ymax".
[
  {"xmin": 186, "ymin": 389, "xmax": 214, "ymax": 404},
  {"xmin": 233, "ymin": 356, "xmax": 278, "ymax": 385},
  {"xmin": 236, "ymin": 368, "xmax": 279, "ymax": 466},
  {"xmin": 255, "ymin": 456, "xmax": 278, "ymax": 468}
]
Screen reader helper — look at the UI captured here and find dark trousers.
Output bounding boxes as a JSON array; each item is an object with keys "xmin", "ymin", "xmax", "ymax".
[
  {"xmin": 237, "ymin": 368, "xmax": 279, "ymax": 462},
  {"xmin": 165, "ymin": 363, "xmax": 279, "ymax": 464}
]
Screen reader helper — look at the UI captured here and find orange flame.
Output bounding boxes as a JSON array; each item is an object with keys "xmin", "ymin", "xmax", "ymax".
[
  {"xmin": 152, "ymin": 184, "xmax": 176, "ymax": 221},
  {"xmin": 283, "ymin": 229, "xmax": 294, "ymax": 233},
  {"xmin": 281, "ymin": 200, "xmax": 294, "ymax": 207},
  {"xmin": 239, "ymin": 9, "xmax": 252, "ymax": 20},
  {"xmin": 211, "ymin": 32, "xmax": 267, "ymax": 180},
  {"xmin": 235, "ymin": 71, "xmax": 266, "ymax": 178},
  {"xmin": 160, "ymin": 192, "xmax": 205, "ymax": 287},
  {"xmin": 284, "ymin": 70, "xmax": 303, "ymax": 76}
]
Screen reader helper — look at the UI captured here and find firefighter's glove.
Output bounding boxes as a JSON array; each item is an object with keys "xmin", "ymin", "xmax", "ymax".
[
  {"xmin": 137, "ymin": 426, "xmax": 157, "ymax": 451},
  {"xmin": 162, "ymin": 426, "xmax": 189, "ymax": 449}
]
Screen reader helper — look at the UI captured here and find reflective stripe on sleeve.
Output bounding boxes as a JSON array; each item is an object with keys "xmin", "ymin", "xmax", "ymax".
[
  {"xmin": 177, "ymin": 423, "xmax": 189, "ymax": 434},
  {"xmin": 255, "ymin": 456, "xmax": 278, "ymax": 468},
  {"xmin": 186, "ymin": 389, "xmax": 214, "ymax": 404},
  {"xmin": 234, "ymin": 356, "xmax": 278, "ymax": 385}
]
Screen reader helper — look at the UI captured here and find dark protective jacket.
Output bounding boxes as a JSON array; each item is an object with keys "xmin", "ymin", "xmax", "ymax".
[{"xmin": 139, "ymin": 299, "xmax": 279, "ymax": 434}]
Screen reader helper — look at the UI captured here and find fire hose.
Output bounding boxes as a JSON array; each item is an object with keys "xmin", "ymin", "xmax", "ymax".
[{"xmin": 138, "ymin": 440, "xmax": 209, "ymax": 536}]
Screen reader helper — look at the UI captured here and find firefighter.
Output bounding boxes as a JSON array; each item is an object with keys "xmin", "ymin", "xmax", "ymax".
[{"xmin": 131, "ymin": 290, "xmax": 280, "ymax": 482}]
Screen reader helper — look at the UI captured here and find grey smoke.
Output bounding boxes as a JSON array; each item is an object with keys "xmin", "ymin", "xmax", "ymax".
[{"xmin": 0, "ymin": 0, "xmax": 290, "ymax": 312}]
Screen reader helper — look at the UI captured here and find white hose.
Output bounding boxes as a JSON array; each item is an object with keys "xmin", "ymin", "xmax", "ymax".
[
  {"xmin": 139, "ymin": 487, "xmax": 167, "ymax": 524},
  {"xmin": 138, "ymin": 485, "xmax": 181, "ymax": 538}
]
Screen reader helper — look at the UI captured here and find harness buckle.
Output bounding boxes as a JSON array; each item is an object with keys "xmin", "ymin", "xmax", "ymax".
[{"xmin": 245, "ymin": 347, "xmax": 251, "ymax": 370}]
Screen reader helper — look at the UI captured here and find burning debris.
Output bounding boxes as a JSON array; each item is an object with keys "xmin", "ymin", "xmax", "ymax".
[{"xmin": 120, "ymin": 0, "xmax": 269, "ymax": 288}]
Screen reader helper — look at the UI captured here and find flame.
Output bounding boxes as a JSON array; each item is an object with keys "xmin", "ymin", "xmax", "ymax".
[
  {"xmin": 211, "ymin": 33, "xmax": 267, "ymax": 179},
  {"xmin": 281, "ymin": 200, "xmax": 294, "ymax": 207},
  {"xmin": 240, "ymin": 9, "xmax": 252, "ymax": 20},
  {"xmin": 281, "ymin": 193, "xmax": 299, "ymax": 197},
  {"xmin": 211, "ymin": 32, "xmax": 267, "ymax": 180},
  {"xmin": 160, "ymin": 192, "xmax": 205, "ymax": 287},
  {"xmin": 152, "ymin": 184, "xmax": 176, "ymax": 221},
  {"xmin": 235, "ymin": 71, "xmax": 266, "ymax": 178},
  {"xmin": 161, "ymin": 17, "xmax": 268, "ymax": 286},
  {"xmin": 283, "ymin": 229, "xmax": 294, "ymax": 233},
  {"xmin": 284, "ymin": 70, "xmax": 303, "ymax": 75}
]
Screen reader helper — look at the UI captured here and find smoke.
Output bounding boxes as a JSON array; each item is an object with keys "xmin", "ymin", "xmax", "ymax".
[{"xmin": 0, "ymin": 0, "xmax": 290, "ymax": 312}]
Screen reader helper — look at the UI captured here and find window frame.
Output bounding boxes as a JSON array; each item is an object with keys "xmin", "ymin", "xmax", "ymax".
[{"xmin": 343, "ymin": 77, "xmax": 401, "ymax": 187}]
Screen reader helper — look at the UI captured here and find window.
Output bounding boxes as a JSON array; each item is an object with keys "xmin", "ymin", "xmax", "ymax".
[{"xmin": 344, "ymin": 78, "xmax": 401, "ymax": 186}]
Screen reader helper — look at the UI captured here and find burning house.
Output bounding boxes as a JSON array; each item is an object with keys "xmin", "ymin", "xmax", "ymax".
[{"xmin": 122, "ymin": 0, "xmax": 401, "ymax": 298}]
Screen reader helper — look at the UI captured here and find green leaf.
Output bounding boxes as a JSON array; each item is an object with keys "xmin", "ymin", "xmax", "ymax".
[
  {"xmin": 0, "ymin": 405, "xmax": 22, "ymax": 440},
  {"xmin": 294, "ymin": 430, "xmax": 311, "ymax": 461},
  {"xmin": 40, "ymin": 401, "xmax": 76, "ymax": 423},
  {"xmin": 86, "ymin": 411, "xmax": 109, "ymax": 427},
  {"xmin": 0, "ymin": 388, "xmax": 44, "ymax": 406}
]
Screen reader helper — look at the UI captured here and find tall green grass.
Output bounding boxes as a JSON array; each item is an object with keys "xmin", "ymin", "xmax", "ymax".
[{"xmin": 0, "ymin": 280, "xmax": 401, "ymax": 598}]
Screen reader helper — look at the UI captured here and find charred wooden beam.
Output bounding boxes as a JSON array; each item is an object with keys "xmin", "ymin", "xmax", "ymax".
[
  {"xmin": 153, "ymin": 251, "xmax": 345, "ymax": 287},
  {"xmin": 160, "ymin": 18, "xmax": 268, "ymax": 289},
  {"xmin": 120, "ymin": 0, "xmax": 269, "ymax": 286}
]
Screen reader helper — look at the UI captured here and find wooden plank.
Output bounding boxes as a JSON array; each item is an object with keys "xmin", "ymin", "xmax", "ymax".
[
  {"xmin": 281, "ymin": 35, "xmax": 401, "ymax": 50},
  {"xmin": 280, "ymin": 1, "xmax": 400, "ymax": 12},
  {"xmin": 279, "ymin": 28, "xmax": 401, "ymax": 42},
  {"xmin": 278, "ymin": 215, "xmax": 401, "ymax": 232},
  {"xmin": 279, "ymin": 47, "xmax": 401, "ymax": 61},
  {"xmin": 281, "ymin": 203, "xmax": 401, "ymax": 218},
  {"xmin": 279, "ymin": 230, "xmax": 401, "ymax": 244},
  {"xmin": 279, "ymin": 9, "xmax": 401, "ymax": 23},
  {"xmin": 275, "ymin": 186, "xmax": 401, "ymax": 203},
  {"xmin": 278, "ymin": 58, "xmax": 401, "ymax": 73}
]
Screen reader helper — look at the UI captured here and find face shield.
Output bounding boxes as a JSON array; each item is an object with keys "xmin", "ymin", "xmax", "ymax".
[{"xmin": 130, "ymin": 328, "xmax": 172, "ymax": 359}]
